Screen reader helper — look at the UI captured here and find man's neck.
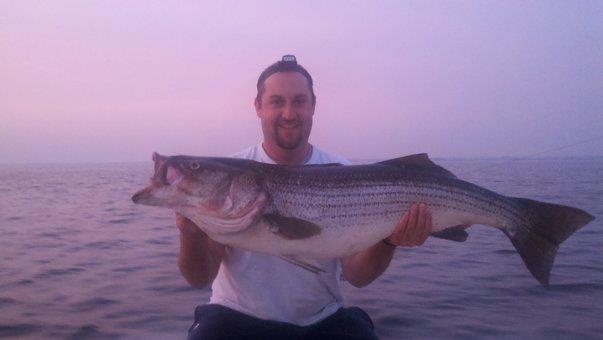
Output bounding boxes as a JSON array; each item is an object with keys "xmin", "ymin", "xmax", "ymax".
[{"xmin": 261, "ymin": 142, "xmax": 312, "ymax": 166}]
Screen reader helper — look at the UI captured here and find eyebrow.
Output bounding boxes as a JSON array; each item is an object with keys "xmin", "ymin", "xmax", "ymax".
[{"xmin": 267, "ymin": 94, "xmax": 308, "ymax": 100}]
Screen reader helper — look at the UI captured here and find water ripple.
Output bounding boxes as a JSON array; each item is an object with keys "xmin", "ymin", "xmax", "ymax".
[
  {"xmin": 35, "ymin": 267, "xmax": 85, "ymax": 279},
  {"xmin": 66, "ymin": 324, "xmax": 120, "ymax": 339},
  {"xmin": 71, "ymin": 298, "xmax": 119, "ymax": 312},
  {"xmin": 0, "ymin": 297, "xmax": 17, "ymax": 307},
  {"xmin": 547, "ymin": 282, "xmax": 603, "ymax": 293},
  {"xmin": 107, "ymin": 218, "xmax": 132, "ymax": 224},
  {"xmin": 145, "ymin": 238, "xmax": 172, "ymax": 245},
  {"xmin": 85, "ymin": 240, "xmax": 130, "ymax": 250},
  {"xmin": 6, "ymin": 216, "xmax": 24, "ymax": 221},
  {"xmin": 0, "ymin": 323, "xmax": 40, "ymax": 337},
  {"xmin": 103, "ymin": 308, "xmax": 147, "ymax": 320}
]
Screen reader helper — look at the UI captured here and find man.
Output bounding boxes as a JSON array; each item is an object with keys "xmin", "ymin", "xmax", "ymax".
[{"xmin": 178, "ymin": 55, "xmax": 432, "ymax": 339}]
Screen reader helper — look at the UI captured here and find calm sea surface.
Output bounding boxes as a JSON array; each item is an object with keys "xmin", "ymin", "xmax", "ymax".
[{"xmin": 1, "ymin": 158, "xmax": 602, "ymax": 339}]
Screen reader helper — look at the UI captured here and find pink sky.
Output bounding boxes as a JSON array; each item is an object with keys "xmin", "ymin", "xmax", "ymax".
[{"xmin": 1, "ymin": 1, "xmax": 602, "ymax": 163}]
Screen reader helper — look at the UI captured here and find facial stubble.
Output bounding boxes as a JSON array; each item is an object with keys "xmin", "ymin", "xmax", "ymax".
[{"xmin": 274, "ymin": 124, "xmax": 304, "ymax": 150}]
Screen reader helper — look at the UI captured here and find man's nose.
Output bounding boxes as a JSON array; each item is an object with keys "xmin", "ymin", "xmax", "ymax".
[{"xmin": 282, "ymin": 103, "xmax": 296, "ymax": 120}]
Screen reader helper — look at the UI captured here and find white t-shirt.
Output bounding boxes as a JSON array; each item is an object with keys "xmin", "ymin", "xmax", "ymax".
[{"xmin": 209, "ymin": 143, "xmax": 350, "ymax": 326}]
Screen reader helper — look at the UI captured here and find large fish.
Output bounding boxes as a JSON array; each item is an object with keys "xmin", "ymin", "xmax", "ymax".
[{"xmin": 132, "ymin": 152, "xmax": 594, "ymax": 286}]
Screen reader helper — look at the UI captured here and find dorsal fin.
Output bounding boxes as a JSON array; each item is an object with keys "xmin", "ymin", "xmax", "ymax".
[{"xmin": 378, "ymin": 153, "xmax": 456, "ymax": 178}]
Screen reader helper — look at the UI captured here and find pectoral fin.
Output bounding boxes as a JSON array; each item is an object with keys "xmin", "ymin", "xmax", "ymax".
[
  {"xmin": 431, "ymin": 225, "xmax": 470, "ymax": 242},
  {"xmin": 264, "ymin": 214, "xmax": 322, "ymax": 240},
  {"xmin": 279, "ymin": 255, "xmax": 325, "ymax": 274}
]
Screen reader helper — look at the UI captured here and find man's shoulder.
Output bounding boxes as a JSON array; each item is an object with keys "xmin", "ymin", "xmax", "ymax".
[
  {"xmin": 230, "ymin": 144, "xmax": 261, "ymax": 161},
  {"xmin": 310, "ymin": 146, "xmax": 351, "ymax": 165}
]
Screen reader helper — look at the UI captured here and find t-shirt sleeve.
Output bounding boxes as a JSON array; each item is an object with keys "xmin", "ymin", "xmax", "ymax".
[
  {"xmin": 334, "ymin": 155, "xmax": 351, "ymax": 165},
  {"xmin": 230, "ymin": 145, "xmax": 256, "ymax": 160}
]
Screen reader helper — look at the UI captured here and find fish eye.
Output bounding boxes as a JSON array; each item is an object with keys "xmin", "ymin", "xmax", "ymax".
[{"xmin": 189, "ymin": 161, "xmax": 200, "ymax": 170}]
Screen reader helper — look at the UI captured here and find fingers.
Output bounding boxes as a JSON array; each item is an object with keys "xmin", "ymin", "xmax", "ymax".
[
  {"xmin": 416, "ymin": 203, "xmax": 426, "ymax": 230},
  {"xmin": 419, "ymin": 212, "xmax": 432, "ymax": 245},
  {"xmin": 415, "ymin": 203, "xmax": 427, "ymax": 244},
  {"xmin": 389, "ymin": 210, "xmax": 409, "ymax": 244},
  {"xmin": 385, "ymin": 203, "xmax": 432, "ymax": 248},
  {"xmin": 402, "ymin": 203, "xmax": 419, "ymax": 246}
]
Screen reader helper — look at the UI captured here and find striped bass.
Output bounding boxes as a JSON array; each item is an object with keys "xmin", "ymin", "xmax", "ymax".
[{"xmin": 132, "ymin": 152, "xmax": 594, "ymax": 286}]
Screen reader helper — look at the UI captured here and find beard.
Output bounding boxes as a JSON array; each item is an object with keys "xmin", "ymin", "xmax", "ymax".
[
  {"xmin": 273, "ymin": 116, "xmax": 306, "ymax": 150},
  {"xmin": 275, "ymin": 125, "xmax": 304, "ymax": 150}
]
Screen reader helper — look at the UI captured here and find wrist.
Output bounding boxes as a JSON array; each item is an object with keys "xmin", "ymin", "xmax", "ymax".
[
  {"xmin": 176, "ymin": 215, "xmax": 205, "ymax": 237},
  {"xmin": 178, "ymin": 225, "xmax": 207, "ymax": 239}
]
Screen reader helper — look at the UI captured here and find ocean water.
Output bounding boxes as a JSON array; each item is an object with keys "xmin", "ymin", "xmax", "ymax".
[{"xmin": 1, "ymin": 158, "xmax": 602, "ymax": 339}]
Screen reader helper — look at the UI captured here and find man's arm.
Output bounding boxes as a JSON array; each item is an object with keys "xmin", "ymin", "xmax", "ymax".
[
  {"xmin": 176, "ymin": 214, "xmax": 225, "ymax": 288},
  {"xmin": 341, "ymin": 203, "xmax": 432, "ymax": 287}
]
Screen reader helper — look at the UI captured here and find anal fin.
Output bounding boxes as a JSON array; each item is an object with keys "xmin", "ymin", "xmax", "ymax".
[{"xmin": 431, "ymin": 225, "xmax": 470, "ymax": 242}]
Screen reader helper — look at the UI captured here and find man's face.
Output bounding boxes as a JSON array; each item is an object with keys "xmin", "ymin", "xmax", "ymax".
[{"xmin": 255, "ymin": 71, "xmax": 315, "ymax": 150}]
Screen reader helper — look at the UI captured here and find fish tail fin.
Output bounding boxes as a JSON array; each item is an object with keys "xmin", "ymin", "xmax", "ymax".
[{"xmin": 504, "ymin": 198, "xmax": 594, "ymax": 286}]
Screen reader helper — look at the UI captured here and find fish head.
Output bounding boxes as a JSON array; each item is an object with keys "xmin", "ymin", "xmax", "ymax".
[{"xmin": 132, "ymin": 153, "xmax": 268, "ymax": 232}]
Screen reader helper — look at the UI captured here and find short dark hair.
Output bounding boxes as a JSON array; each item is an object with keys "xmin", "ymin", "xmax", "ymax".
[{"xmin": 255, "ymin": 55, "xmax": 316, "ymax": 107}]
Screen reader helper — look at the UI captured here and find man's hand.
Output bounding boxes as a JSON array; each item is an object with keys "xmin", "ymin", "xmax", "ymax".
[
  {"xmin": 175, "ymin": 213, "xmax": 225, "ymax": 288},
  {"xmin": 384, "ymin": 203, "xmax": 432, "ymax": 247}
]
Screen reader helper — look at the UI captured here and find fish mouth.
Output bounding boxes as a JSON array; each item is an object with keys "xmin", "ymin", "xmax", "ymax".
[
  {"xmin": 152, "ymin": 152, "xmax": 184, "ymax": 186},
  {"xmin": 132, "ymin": 153, "xmax": 184, "ymax": 204},
  {"xmin": 132, "ymin": 186, "xmax": 154, "ymax": 203},
  {"xmin": 165, "ymin": 165, "xmax": 183, "ymax": 185}
]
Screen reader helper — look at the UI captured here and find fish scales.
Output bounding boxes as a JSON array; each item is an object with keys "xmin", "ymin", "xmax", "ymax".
[{"xmin": 263, "ymin": 165, "xmax": 511, "ymax": 231}]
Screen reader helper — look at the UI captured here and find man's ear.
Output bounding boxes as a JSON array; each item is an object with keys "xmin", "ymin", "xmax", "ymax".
[{"xmin": 254, "ymin": 97, "xmax": 262, "ymax": 117}]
